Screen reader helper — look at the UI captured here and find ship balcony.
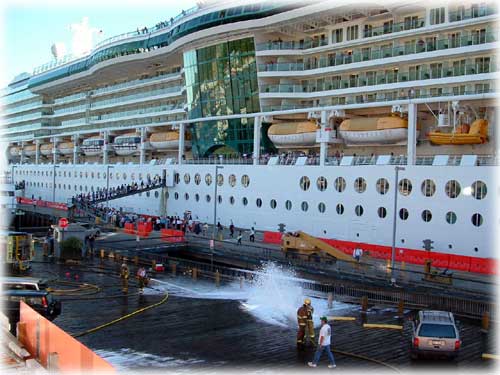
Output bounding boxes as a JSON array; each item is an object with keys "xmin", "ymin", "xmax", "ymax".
[
  {"xmin": 2, "ymin": 112, "xmax": 49, "ymax": 126},
  {"xmin": 52, "ymin": 104, "xmax": 87, "ymax": 118},
  {"xmin": 257, "ymin": 33, "xmax": 498, "ymax": 77},
  {"xmin": 53, "ymin": 92, "xmax": 87, "ymax": 106},
  {"xmin": 2, "ymin": 101, "xmax": 47, "ymax": 116},
  {"xmin": 89, "ymin": 104, "xmax": 185, "ymax": 125}
]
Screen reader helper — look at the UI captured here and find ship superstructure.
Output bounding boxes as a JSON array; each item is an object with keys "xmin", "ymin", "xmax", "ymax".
[{"xmin": 2, "ymin": 0, "xmax": 498, "ymax": 273}]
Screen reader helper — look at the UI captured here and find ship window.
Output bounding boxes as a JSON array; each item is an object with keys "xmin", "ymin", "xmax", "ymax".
[
  {"xmin": 131, "ymin": 173, "xmax": 135, "ymax": 180},
  {"xmin": 63, "ymin": 184, "xmax": 66, "ymax": 190},
  {"xmin": 184, "ymin": 173, "xmax": 190, "ymax": 184},
  {"xmin": 115, "ymin": 172, "xmax": 119, "ymax": 179},
  {"xmin": 286, "ymin": 200, "xmax": 292, "ymax": 210},
  {"xmin": 376, "ymin": 178, "xmax": 389, "ymax": 195},
  {"xmin": 217, "ymin": 195, "xmax": 222, "ymax": 204},
  {"xmin": 174, "ymin": 192, "xmax": 179, "ymax": 200},
  {"xmin": 399, "ymin": 208, "xmax": 409, "ymax": 220},
  {"xmin": 471, "ymin": 181, "xmax": 487, "ymax": 200},
  {"xmin": 174, "ymin": 173, "xmax": 180, "ymax": 184},
  {"xmin": 270, "ymin": 199, "xmax": 277, "ymax": 209},
  {"xmin": 471, "ymin": 213, "xmax": 483, "ymax": 227},
  {"xmin": 336, "ymin": 203, "xmax": 344, "ymax": 215},
  {"xmin": 195, "ymin": 193, "xmax": 199, "ymax": 202},
  {"xmin": 318, "ymin": 202, "xmax": 326, "ymax": 213},
  {"xmin": 123, "ymin": 173, "xmax": 127, "ymax": 180},
  {"xmin": 217, "ymin": 174, "xmax": 224, "ymax": 186},
  {"xmin": 79, "ymin": 185, "xmax": 82, "ymax": 191},
  {"xmin": 96, "ymin": 172, "xmax": 100, "ymax": 179},
  {"xmin": 230, "ymin": 196, "xmax": 235, "ymax": 205},
  {"xmin": 242, "ymin": 197, "xmax": 248, "ymax": 206},
  {"xmin": 354, "ymin": 177, "xmax": 366, "ymax": 193},
  {"xmin": 194, "ymin": 173, "xmax": 201, "ymax": 185},
  {"xmin": 378, "ymin": 207, "xmax": 387, "ymax": 218},
  {"xmin": 421, "ymin": 209, "xmax": 432, "ymax": 222},
  {"xmin": 146, "ymin": 191, "xmax": 150, "ymax": 197},
  {"xmin": 355, "ymin": 205, "xmax": 364, "ymax": 216},
  {"xmin": 421, "ymin": 179, "xmax": 436, "ymax": 197},
  {"xmin": 80, "ymin": 172, "xmax": 83, "ymax": 178},
  {"xmin": 317, "ymin": 176, "xmax": 327, "ymax": 191},
  {"xmin": 241, "ymin": 175, "xmax": 250, "ymax": 187},
  {"xmin": 109, "ymin": 172, "xmax": 112, "ymax": 179},
  {"xmin": 446, "ymin": 211, "xmax": 457, "ymax": 224},
  {"xmin": 445, "ymin": 180, "xmax": 461, "ymax": 198},
  {"xmin": 205, "ymin": 194, "xmax": 211, "ymax": 202},
  {"xmin": 64, "ymin": 171, "xmax": 66, "ymax": 177},
  {"xmin": 256, "ymin": 198, "xmax": 262, "ymax": 207},
  {"xmin": 205, "ymin": 174, "xmax": 212, "ymax": 186},
  {"xmin": 300, "ymin": 176, "xmax": 310, "ymax": 191},
  {"xmin": 301, "ymin": 201, "xmax": 309, "ymax": 212},
  {"xmin": 398, "ymin": 178, "xmax": 412, "ymax": 196},
  {"xmin": 85, "ymin": 186, "xmax": 88, "ymax": 192},
  {"xmin": 155, "ymin": 191, "xmax": 159, "ymax": 198},
  {"xmin": 334, "ymin": 177, "xmax": 346, "ymax": 192},
  {"xmin": 229, "ymin": 174, "xmax": 236, "ymax": 187},
  {"xmin": 186, "ymin": 193, "xmax": 190, "ymax": 200}
]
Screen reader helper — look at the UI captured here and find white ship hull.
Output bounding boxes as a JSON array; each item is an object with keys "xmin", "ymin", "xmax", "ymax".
[
  {"xmin": 339, "ymin": 129, "xmax": 420, "ymax": 145},
  {"xmin": 151, "ymin": 140, "xmax": 192, "ymax": 150},
  {"xmin": 269, "ymin": 133, "xmax": 317, "ymax": 148}
]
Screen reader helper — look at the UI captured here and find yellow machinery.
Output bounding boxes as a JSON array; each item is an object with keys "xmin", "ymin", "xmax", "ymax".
[
  {"xmin": 281, "ymin": 231, "xmax": 353, "ymax": 262},
  {"xmin": 1, "ymin": 231, "xmax": 35, "ymax": 273},
  {"xmin": 422, "ymin": 260, "xmax": 453, "ymax": 285}
]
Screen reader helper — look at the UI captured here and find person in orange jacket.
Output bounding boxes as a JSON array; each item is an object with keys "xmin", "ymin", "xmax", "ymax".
[{"xmin": 297, "ymin": 298, "xmax": 315, "ymax": 349}]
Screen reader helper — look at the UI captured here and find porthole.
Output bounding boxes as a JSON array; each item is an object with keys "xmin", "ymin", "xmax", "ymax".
[
  {"xmin": 84, "ymin": 186, "xmax": 88, "ymax": 191},
  {"xmin": 123, "ymin": 173, "xmax": 127, "ymax": 180},
  {"xmin": 318, "ymin": 202, "xmax": 326, "ymax": 213},
  {"xmin": 218, "ymin": 195, "xmax": 222, "ymax": 204},
  {"xmin": 80, "ymin": 172, "xmax": 83, "ymax": 178},
  {"xmin": 103, "ymin": 172, "xmax": 107, "ymax": 179},
  {"xmin": 399, "ymin": 208, "xmax": 409, "ymax": 220},
  {"xmin": 174, "ymin": 192, "xmax": 179, "ymax": 200},
  {"xmin": 185, "ymin": 193, "xmax": 190, "ymax": 200},
  {"xmin": 174, "ymin": 173, "xmax": 180, "ymax": 184},
  {"xmin": 230, "ymin": 196, "xmax": 235, "ymax": 205},
  {"xmin": 256, "ymin": 198, "xmax": 262, "ymax": 207},
  {"xmin": 115, "ymin": 172, "xmax": 119, "ymax": 179},
  {"xmin": 445, "ymin": 180, "xmax": 461, "ymax": 198},
  {"xmin": 471, "ymin": 213, "xmax": 483, "ymax": 227},
  {"xmin": 184, "ymin": 173, "xmax": 190, "ymax": 184},
  {"xmin": 229, "ymin": 174, "xmax": 236, "ymax": 187},
  {"xmin": 241, "ymin": 175, "xmax": 250, "ymax": 187},
  {"xmin": 63, "ymin": 184, "xmax": 66, "ymax": 190},
  {"xmin": 195, "ymin": 193, "xmax": 200, "ymax": 202},
  {"xmin": 317, "ymin": 176, "xmax": 327, "ymax": 191},
  {"xmin": 334, "ymin": 177, "xmax": 346, "ymax": 193},
  {"xmin": 446, "ymin": 211, "xmax": 457, "ymax": 224},
  {"xmin": 79, "ymin": 185, "xmax": 82, "ymax": 191},
  {"xmin": 354, "ymin": 177, "xmax": 366, "ymax": 193},
  {"xmin": 206, "ymin": 195, "xmax": 211, "ymax": 202},
  {"xmin": 194, "ymin": 173, "xmax": 201, "ymax": 185},
  {"xmin": 421, "ymin": 179, "xmax": 436, "ymax": 197},
  {"xmin": 378, "ymin": 207, "xmax": 387, "ymax": 218},
  {"xmin": 131, "ymin": 173, "xmax": 135, "ymax": 180},
  {"xmin": 300, "ymin": 176, "xmax": 311, "ymax": 191},
  {"xmin": 336, "ymin": 203, "xmax": 344, "ymax": 215},
  {"xmin": 138, "ymin": 173, "xmax": 142, "ymax": 180},
  {"xmin": 355, "ymin": 205, "xmax": 364, "ymax": 216},
  {"xmin": 205, "ymin": 174, "xmax": 212, "ymax": 186},
  {"xmin": 398, "ymin": 179, "xmax": 412, "ymax": 196},
  {"xmin": 63, "ymin": 171, "xmax": 67, "ymax": 177},
  {"xmin": 270, "ymin": 199, "xmax": 277, "ymax": 209},
  {"xmin": 146, "ymin": 191, "xmax": 150, "ymax": 197},
  {"xmin": 376, "ymin": 178, "xmax": 389, "ymax": 195},
  {"xmin": 285, "ymin": 200, "xmax": 292, "ymax": 210},
  {"xmin": 242, "ymin": 197, "xmax": 248, "ymax": 206},
  {"xmin": 217, "ymin": 174, "xmax": 224, "ymax": 186},
  {"xmin": 421, "ymin": 209, "xmax": 432, "ymax": 222},
  {"xmin": 301, "ymin": 201, "xmax": 309, "ymax": 212},
  {"xmin": 108, "ymin": 172, "xmax": 112, "ymax": 179},
  {"xmin": 471, "ymin": 181, "xmax": 487, "ymax": 200}
]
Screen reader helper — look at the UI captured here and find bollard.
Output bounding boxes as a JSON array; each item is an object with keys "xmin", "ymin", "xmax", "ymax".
[
  {"xmin": 328, "ymin": 292, "xmax": 334, "ymax": 309},
  {"xmin": 100, "ymin": 249, "xmax": 105, "ymax": 259},
  {"xmin": 108, "ymin": 251, "xmax": 114, "ymax": 259},
  {"xmin": 134, "ymin": 256, "xmax": 138, "ymax": 265},
  {"xmin": 152, "ymin": 260, "xmax": 156, "ymax": 270},
  {"xmin": 240, "ymin": 276, "xmax": 244, "ymax": 289},
  {"xmin": 171, "ymin": 263, "xmax": 177, "ymax": 277},
  {"xmin": 482, "ymin": 311, "xmax": 490, "ymax": 332},
  {"xmin": 386, "ymin": 259, "xmax": 391, "ymax": 274},
  {"xmin": 192, "ymin": 268, "xmax": 198, "ymax": 281},
  {"xmin": 398, "ymin": 300, "xmax": 404, "ymax": 317},
  {"xmin": 115, "ymin": 254, "xmax": 121, "ymax": 263},
  {"xmin": 215, "ymin": 270, "xmax": 220, "ymax": 287},
  {"xmin": 361, "ymin": 296, "xmax": 368, "ymax": 313}
]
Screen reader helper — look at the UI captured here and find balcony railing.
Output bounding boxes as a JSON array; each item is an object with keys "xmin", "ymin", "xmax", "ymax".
[
  {"xmin": 449, "ymin": 5, "xmax": 496, "ymax": 22},
  {"xmin": 258, "ymin": 32, "xmax": 497, "ymax": 73},
  {"xmin": 91, "ymin": 86, "xmax": 183, "ymax": 109},
  {"xmin": 90, "ymin": 103, "xmax": 185, "ymax": 122}
]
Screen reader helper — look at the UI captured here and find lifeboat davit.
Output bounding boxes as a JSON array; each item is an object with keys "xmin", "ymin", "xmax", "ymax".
[
  {"xmin": 40, "ymin": 144, "xmax": 53, "ymax": 156},
  {"xmin": 57, "ymin": 142, "xmax": 74, "ymax": 155},
  {"xmin": 150, "ymin": 131, "xmax": 192, "ymax": 150},
  {"xmin": 113, "ymin": 133, "xmax": 150, "ymax": 156},
  {"xmin": 268, "ymin": 121, "xmax": 318, "ymax": 148},
  {"xmin": 428, "ymin": 119, "xmax": 488, "ymax": 145},
  {"xmin": 81, "ymin": 137, "xmax": 105, "ymax": 156},
  {"xmin": 9, "ymin": 146, "xmax": 20, "ymax": 157},
  {"xmin": 339, "ymin": 116, "xmax": 418, "ymax": 145},
  {"xmin": 23, "ymin": 145, "xmax": 36, "ymax": 157}
]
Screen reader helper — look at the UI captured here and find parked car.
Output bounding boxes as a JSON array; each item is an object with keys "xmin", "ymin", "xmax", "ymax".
[
  {"xmin": 0, "ymin": 276, "xmax": 48, "ymax": 291},
  {"xmin": 2, "ymin": 289, "xmax": 61, "ymax": 334},
  {"xmin": 410, "ymin": 310, "xmax": 461, "ymax": 360}
]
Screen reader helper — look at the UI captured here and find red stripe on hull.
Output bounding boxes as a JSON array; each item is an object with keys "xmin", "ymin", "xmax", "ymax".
[{"xmin": 263, "ymin": 231, "xmax": 496, "ymax": 275}]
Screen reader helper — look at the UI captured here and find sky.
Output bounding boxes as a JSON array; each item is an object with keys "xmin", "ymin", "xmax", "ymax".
[{"xmin": 0, "ymin": 0, "xmax": 199, "ymax": 87}]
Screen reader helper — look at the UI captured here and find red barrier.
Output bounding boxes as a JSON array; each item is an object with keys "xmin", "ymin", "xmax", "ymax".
[
  {"xmin": 145, "ymin": 222, "xmax": 153, "ymax": 232},
  {"xmin": 160, "ymin": 229, "xmax": 185, "ymax": 242},
  {"xmin": 17, "ymin": 196, "xmax": 68, "ymax": 211},
  {"xmin": 124, "ymin": 223, "xmax": 135, "ymax": 234},
  {"xmin": 137, "ymin": 223, "xmax": 149, "ymax": 238}
]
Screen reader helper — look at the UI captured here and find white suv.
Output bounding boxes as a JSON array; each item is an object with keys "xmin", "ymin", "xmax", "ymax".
[{"xmin": 410, "ymin": 310, "xmax": 461, "ymax": 360}]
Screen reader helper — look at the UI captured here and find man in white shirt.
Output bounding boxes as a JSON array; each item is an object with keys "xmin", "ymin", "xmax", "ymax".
[
  {"xmin": 308, "ymin": 316, "xmax": 336, "ymax": 368},
  {"xmin": 353, "ymin": 247, "xmax": 363, "ymax": 262}
]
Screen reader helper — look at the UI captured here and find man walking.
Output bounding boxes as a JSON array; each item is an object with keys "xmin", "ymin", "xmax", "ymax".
[
  {"xmin": 237, "ymin": 231, "xmax": 242, "ymax": 245},
  {"xmin": 249, "ymin": 227, "xmax": 255, "ymax": 242},
  {"xmin": 120, "ymin": 263, "xmax": 129, "ymax": 294},
  {"xmin": 308, "ymin": 316, "xmax": 336, "ymax": 368}
]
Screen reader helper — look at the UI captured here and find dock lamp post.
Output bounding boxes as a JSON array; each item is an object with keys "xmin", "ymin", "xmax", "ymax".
[
  {"xmin": 52, "ymin": 165, "xmax": 60, "ymax": 202},
  {"xmin": 390, "ymin": 165, "xmax": 405, "ymax": 284},
  {"xmin": 105, "ymin": 165, "xmax": 114, "ymax": 210},
  {"xmin": 211, "ymin": 165, "xmax": 224, "ymax": 270}
]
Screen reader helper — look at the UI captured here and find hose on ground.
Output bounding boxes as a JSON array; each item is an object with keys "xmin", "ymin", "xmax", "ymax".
[{"xmin": 333, "ymin": 349, "xmax": 400, "ymax": 373}]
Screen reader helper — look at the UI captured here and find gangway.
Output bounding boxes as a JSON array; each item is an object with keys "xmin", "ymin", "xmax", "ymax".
[{"xmin": 281, "ymin": 231, "xmax": 353, "ymax": 262}]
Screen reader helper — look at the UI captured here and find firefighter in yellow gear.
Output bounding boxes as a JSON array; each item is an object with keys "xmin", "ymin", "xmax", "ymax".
[
  {"xmin": 120, "ymin": 263, "xmax": 129, "ymax": 293},
  {"xmin": 297, "ymin": 298, "xmax": 315, "ymax": 349}
]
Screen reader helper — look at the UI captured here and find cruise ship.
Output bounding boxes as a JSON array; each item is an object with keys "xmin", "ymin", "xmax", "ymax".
[{"xmin": 2, "ymin": 0, "xmax": 498, "ymax": 274}]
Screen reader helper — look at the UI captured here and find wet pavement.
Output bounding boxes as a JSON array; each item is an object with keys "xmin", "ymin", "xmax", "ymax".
[{"xmin": 25, "ymin": 253, "xmax": 496, "ymax": 373}]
